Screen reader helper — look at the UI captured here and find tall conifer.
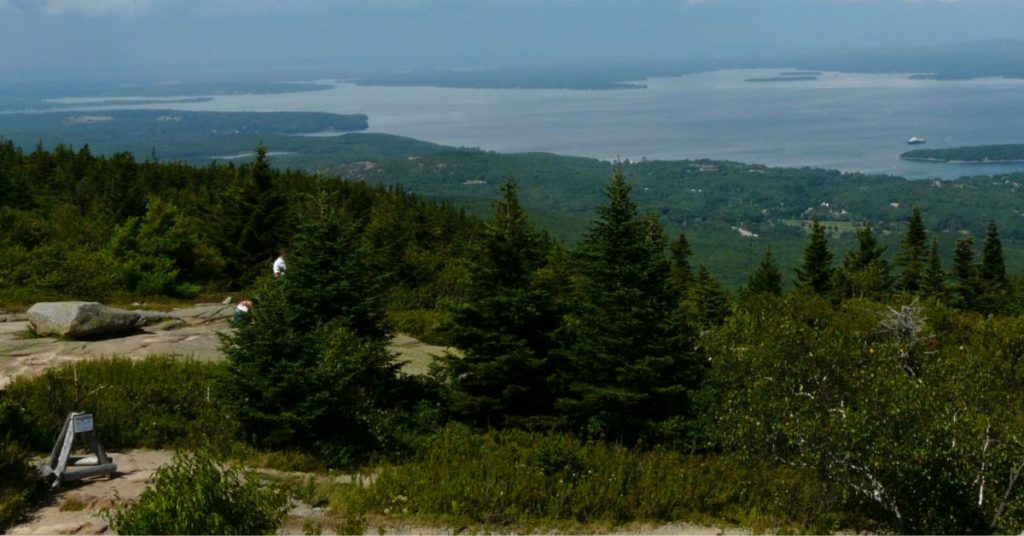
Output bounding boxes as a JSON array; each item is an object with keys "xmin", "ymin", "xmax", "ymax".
[
  {"xmin": 746, "ymin": 250, "xmax": 783, "ymax": 296},
  {"xmin": 953, "ymin": 236, "xmax": 980, "ymax": 311},
  {"xmin": 693, "ymin": 265, "xmax": 731, "ymax": 327},
  {"xmin": 670, "ymin": 232, "xmax": 695, "ymax": 296},
  {"xmin": 440, "ymin": 179, "xmax": 561, "ymax": 427},
  {"xmin": 897, "ymin": 208, "xmax": 929, "ymax": 293},
  {"xmin": 221, "ymin": 196, "xmax": 399, "ymax": 457},
  {"xmin": 921, "ymin": 239, "xmax": 947, "ymax": 300},
  {"xmin": 795, "ymin": 217, "xmax": 834, "ymax": 294},
  {"xmin": 836, "ymin": 224, "xmax": 892, "ymax": 299},
  {"xmin": 557, "ymin": 168, "xmax": 698, "ymax": 443},
  {"xmin": 978, "ymin": 221, "xmax": 1011, "ymax": 313}
]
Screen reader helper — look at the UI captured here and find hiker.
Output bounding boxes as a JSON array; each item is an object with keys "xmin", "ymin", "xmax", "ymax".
[
  {"xmin": 233, "ymin": 299, "xmax": 254, "ymax": 325},
  {"xmin": 273, "ymin": 250, "xmax": 287, "ymax": 278}
]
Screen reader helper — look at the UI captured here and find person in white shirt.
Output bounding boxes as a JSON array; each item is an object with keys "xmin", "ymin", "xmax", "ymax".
[{"xmin": 273, "ymin": 250, "xmax": 287, "ymax": 278}]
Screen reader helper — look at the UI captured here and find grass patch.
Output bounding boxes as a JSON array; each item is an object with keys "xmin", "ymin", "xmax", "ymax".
[
  {"xmin": 4, "ymin": 357, "xmax": 237, "ymax": 452},
  {"xmin": 59, "ymin": 497, "xmax": 88, "ymax": 512}
]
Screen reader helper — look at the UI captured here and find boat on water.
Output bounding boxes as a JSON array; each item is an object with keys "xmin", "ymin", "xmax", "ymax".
[{"xmin": 907, "ymin": 136, "xmax": 927, "ymax": 145}]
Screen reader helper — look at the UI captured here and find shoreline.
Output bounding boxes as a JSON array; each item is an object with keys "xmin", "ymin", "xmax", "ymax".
[{"xmin": 900, "ymin": 156, "xmax": 1024, "ymax": 164}]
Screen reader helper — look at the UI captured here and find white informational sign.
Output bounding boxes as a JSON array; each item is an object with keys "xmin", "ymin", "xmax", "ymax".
[{"xmin": 72, "ymin": 413, "xmax": 94, "ymax": 433}]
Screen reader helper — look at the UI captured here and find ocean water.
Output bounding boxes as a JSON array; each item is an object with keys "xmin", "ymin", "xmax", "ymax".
[{"xmin": 47, "ymin": 69, "xmax": 1024, "ymax": 179}]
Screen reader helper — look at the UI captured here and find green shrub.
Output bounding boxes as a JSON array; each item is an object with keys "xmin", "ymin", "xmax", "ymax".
[
  {"xmin": 0, "ymin": 439, "xmax": 44, "ymax": 532},
  {"xmin": 104, "ymin": 449, "xmax": 288, "ymax": 535},
  {"xmin": 335, "ymin": 425, "xmax": 852, "ymax": 532},
  {"xmin": 5, "ymin": 357, "xmax": 237, "ymax": 451}
]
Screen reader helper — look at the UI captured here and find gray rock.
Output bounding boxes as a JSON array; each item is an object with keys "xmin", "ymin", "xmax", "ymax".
[
  {"xmin": 147, "ymin": 318, "xmax": 187, "ymax": 331},
  {"xmin": 221, "ymin": 296, "xmax": 233, "ymax": 305},
  {"xmin": 0, "ymin": 315, "xmax": 7, "ymax": 323},
  {"xmin": 28, "ymin": 302, "xmax": 152, "ymax": 339}
]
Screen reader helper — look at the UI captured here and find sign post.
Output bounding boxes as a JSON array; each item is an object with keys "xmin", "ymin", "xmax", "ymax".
[{"xmin": 40, "ymin": 411, "xmax": 116, "ymax": 487}]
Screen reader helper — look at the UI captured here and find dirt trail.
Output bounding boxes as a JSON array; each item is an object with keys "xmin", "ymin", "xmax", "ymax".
[{"xmin": 9, "ymin": 450, "xmax": 172, "ymax": 535}]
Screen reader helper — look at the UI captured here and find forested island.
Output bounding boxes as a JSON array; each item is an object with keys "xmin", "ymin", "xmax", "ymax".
[
  {"xmin": 4, "ymin": 141, "xmax": 1024, "ymax": 534},
  {"xmin": 902, "ymin": 144, "xmax": 1024, "ymax": 163}
]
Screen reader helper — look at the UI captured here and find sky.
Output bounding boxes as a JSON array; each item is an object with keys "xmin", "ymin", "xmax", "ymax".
[{"xmin": 0, "ymin": 0, "xmax": 1021, "ymax": 82}]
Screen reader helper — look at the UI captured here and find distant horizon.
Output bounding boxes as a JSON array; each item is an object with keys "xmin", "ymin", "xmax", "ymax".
[{"xmin": 2, "ymin": 0, "xmax": 1024, "ymax": 84}]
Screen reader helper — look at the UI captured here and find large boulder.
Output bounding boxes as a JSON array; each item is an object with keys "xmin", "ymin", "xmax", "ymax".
[{"xmin": 27, "ymin": 302, "xmax": 171, "ymax": 339}]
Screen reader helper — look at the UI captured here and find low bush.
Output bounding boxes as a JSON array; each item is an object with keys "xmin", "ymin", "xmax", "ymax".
[
  {"xmin": 321, "ymin": 425, "xmax": 858, "ymax": 533},
  {"xmin": 104, "ymin": 449, "xmax": 288, "ymax": 535},
  {"xmin": 5, "ymin": 357, "xmax": 237, "ymax": 451},
  {"xmin": 0, "ymin": 439, "xmax": 44, "ymax": 532},
  {"xmin": 0, "ymin": 396, "xmax": 44, "ymax": 531}
]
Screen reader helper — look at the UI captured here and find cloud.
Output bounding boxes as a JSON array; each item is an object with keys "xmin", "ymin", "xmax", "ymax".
[{"xmin": 43, "ymin": 0, "xmax": 150, "ymax": 16}]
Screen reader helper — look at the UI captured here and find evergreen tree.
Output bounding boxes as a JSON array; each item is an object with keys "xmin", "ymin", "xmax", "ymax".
[
  {"xmin": 745, "ymin": 250, "xmax": 783, "ymax": 296},
  {"xmin": 978, "ymin": 221, "xmax": 1012, "ymax": 313},
  {"xmin": 221, "ymin": 198, "xmax": 400, "ymax": 459},
  {"xmin": 952, "ymin": 236, "xmax": 980, "ymax": 311},
  {"xmin": 897, "ymin": 208, "xmax": 929, "ymax": 293},
  {"xmin": 921, "ymin": 239, "xmax": 947, "ymax": 300},
  {"xmin": 557, "ymin": 169, "xmax": 699, "ymax": 443},
  {"xmin": 670, "ymin": 232, "xmax": 695, "ymax": 296},
  {"xmin": 219, "ymin": 143, "xmax": 291, "ymax": 286},
  {"xmin": 693, "ymin": 265, "xmax": 731, "ymax": 327},
  {"xmin": 835, "ymin": 224, "xmax": 892, "ymax": 299},
  {"xmin": 795, "ymin": 217, "xmax": 834, "ymax": 295},
  {"xmin": 439, "ymin": 179, "xmax": 562, "ymax": 427}
]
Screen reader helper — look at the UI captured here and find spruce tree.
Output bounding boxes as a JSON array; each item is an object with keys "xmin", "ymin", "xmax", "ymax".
[
  {"xmin": 557, "ymin": 168, "xmax": 698, "ymax": 443},
  {"xmin": 693, "ymin": 265, "xmax": 731, "ymax": 327},
  {"xmin": 440, "ymin": 179, "xmax": 561, "ymax": 427},
  {"xmin": 897, "ymin": 208, "xmax": 928, "ymax": 293},
  {"xmin": 219, "ymin": 143, "xmax": 290, "ymax": 286},
  {"xmin": 670, "ymin": 232, "xmax": 695, "ymax": 296},
  {"xmin": 221, "ymin": 197, "xmax": 400, "ymax": 458},
  {"xmin": 921, "ymin": 239, "xmax": 947, "ymax": 300},
  {"xmin": 952, "ymin": 236, "xmax": 980, "ymax": 311},
  {"xmin": 746, "ymin": 250, "xmax": 783, "ymax": 296},
  {"xmin": 836, "ymin": 224, "xmax": 892, "ymax": 299},
  {"xmin": 795, "ymin": 217, "xmax": 834, "ymax": 294},
  {"xmin": 978, "ymin": 221, "xmax": 1012, "ymax": 313}
]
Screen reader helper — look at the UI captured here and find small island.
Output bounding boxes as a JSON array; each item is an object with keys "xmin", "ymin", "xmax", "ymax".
[
  {"xmin": 745, "ymin": 75, "xmax": 818, "ymax": 83},
  {"xmin": 901, "ymin": 144, "xmax": 1024, "ymax": 163}
]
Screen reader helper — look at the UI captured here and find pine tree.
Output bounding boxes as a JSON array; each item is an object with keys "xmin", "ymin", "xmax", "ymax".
[
  {"xmin": 897, "ymin": 208, "xmax": 929, "ymax": 293},
  {"xmin": 557, "ymin": 168, "xmax": 699, "ymax": 443},
  {"xmin": 221, "ymin": 196, "xmax": 400, "ymax": 457},
  {"xmin": 670, "ymin": 232, "xmax": 695, "ymax": 296},
  {"xmin": 952, "ymin": 236, "xmax": 980, "ymax": 311},
  {"xmin": 219, "ymin": 143, "xmax": 291, "ymax": 286},
  {"xmin": 440, "ymin": 179, "xmax": 562, "ymax": 427},
  {"xmin": 795, "ymin": 217, "xmax": 834, "ymax": 294},
  {"xmin": 693, "ymin": 265, "xmax": 731, "ymax": 327},
  {"xmin": 920, "ymin": 239, "xmax": 947, "ymax": 300},
  {"xmin": 746, "ymin": 250, "xmax": 783, "ymax": 296},
  {"xmin": 836, "ymin": 224, "xmax": 892, "ymax": 299},
  {"xmin": 978, "ymin": 220, "xmax": 1012, "ymax": 313},
  {"xmin": 282, "ymin": 197, "xmax": 389, "ymax": 341}
]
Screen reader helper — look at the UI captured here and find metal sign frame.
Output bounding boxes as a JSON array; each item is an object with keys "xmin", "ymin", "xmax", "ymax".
[{"xmin": 40, "ymin": 411, "xmax": 116, "ymax": 487}]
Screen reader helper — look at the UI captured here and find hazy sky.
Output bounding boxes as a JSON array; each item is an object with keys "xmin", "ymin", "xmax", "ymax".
[{"xmin": 1, "ymin": 0, "xmax": 1021, "ymax": 82}]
